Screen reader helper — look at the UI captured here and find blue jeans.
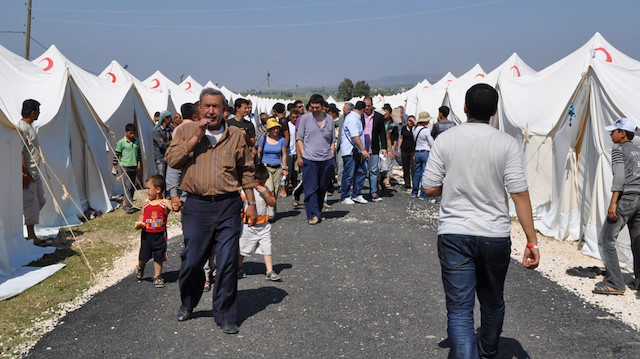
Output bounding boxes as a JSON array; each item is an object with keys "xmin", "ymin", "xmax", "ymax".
[
  {"xmin": 302, "ymin": 158, "xmax": 334, "ymax": 220},
  {"xmin": 438, "ymin": 234, "xmax": 511, "ymax": 359},
  {"xmin": 365, "ymin": 154, "xmax": 379, "ymax": 197},
  {"xmin": 412, "ymin": 151, "xmax": 429, "ymax": 198},
  {"xmin": 341, "ymin": 155, "xmax": 367, "ymax": 200}
]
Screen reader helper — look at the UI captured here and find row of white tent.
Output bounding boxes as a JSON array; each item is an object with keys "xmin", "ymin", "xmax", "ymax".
[
  {"xmin": 0, "ymin": 43, "xmax": 294, "ymax": 277},
  {"xmin": 0, "ymin": 32, "xmax": 639, "ymax": 278},
  {"xmin": 365, "ymin": 33, "xmax": 640, "ymax": 269}
]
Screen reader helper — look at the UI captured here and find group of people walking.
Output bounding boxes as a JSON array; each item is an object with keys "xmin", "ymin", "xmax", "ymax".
[{"xmin": 29, "ymin": 80, "xmax": 640, "ymax": 357}]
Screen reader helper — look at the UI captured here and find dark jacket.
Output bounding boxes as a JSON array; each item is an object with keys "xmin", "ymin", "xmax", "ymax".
[
  {"xmin": 361, "ymin": 111, "xmax": 388, "ymax": 155},
  {"xmin": 152, "ymin": 125, "xmax": 172, "ymax": 163}
]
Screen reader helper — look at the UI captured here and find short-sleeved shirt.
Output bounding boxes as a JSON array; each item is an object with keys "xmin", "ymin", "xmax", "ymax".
[
  {"xmin": 339, "ymin": 111, "xmax": 364, "ymax": 157},
  {"xmin": 116, "ymin": 137, "xmax": 140, "ymax": 167},
  {"xmin": 296, "ymin": 112, "xmax": 335, "ymax": 161},
  {"xmin": 259, "ymin": 136, "xmax": 286, "ymax": 165},
  {"xmin": 142, "ymin": 198, "xmax": 170, "ymax": 233},
  {"xmin": 400, "ymin": 125, "xmax": 416, "ymax": 153},
  {"xmin": 228, "ymin": 118, "xmax": 256, "ymax": 138},
  {"xmin": 17, "ymin": 120, "xmax": 41, "ymax": 177},
  {"xmin": 422, "ymin": 122, "xmax": 528, "ymax": 237}
]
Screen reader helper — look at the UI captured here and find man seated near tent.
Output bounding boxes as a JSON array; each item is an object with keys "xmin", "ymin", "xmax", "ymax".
[
  {"xmin": 594, "ymin": 118, "xmax": 640, "ymax": 295},
  {"xmin": 18, "ymin": 99, "xmax": 49, "ymax": 246}
]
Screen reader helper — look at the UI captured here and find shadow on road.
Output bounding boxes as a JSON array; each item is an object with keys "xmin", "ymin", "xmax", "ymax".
[
  {"xmin": 237, "ymin": 286, "xmax": 288, "ymax": 325},
  {"xmin": 438, "ymin": 336, "xmax": 530, "ymax": 358}
]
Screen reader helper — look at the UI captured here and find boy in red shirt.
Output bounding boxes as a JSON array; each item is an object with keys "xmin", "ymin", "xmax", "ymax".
[{"xmin": 134, "ymin": 175, "xmax": 171, "ymax": 288}]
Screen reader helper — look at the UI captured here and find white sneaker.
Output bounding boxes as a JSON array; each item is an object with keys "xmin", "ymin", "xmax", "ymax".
[
  {"xmin": 371, "ymin": 195, "xmax": 382, "ymax": 202},
  {"xmin": 352, "ymin": 195, "xmax": 368, "ymax": 204},
  {"xmin": 341, "ymin": 198, "xmax": 355, "ymax": 205}
]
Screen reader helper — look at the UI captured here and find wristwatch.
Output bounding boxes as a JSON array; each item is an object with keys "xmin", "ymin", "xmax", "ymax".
[{"xmin": 247, "ymin": 201, "xmax": 257, "ymax": 206}]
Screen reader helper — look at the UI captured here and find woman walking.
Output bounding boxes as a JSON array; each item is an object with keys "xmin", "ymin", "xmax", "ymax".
[
  {"xmin": 412, "ymin": 112, "xmax": 435, "ymax": 199},
  {"xmin": 257, "ymin": 118, "xmax": 288, "ymax": 221}
]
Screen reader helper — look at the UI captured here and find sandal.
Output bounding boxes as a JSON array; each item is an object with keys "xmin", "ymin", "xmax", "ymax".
[
  {"xmin": 592, "ymin": 285, "xmax": 624, "ymax": 295},
  {"xmin": 292, "ymin": 200, "xmax": 300, "ymax": 208},
  {"xmin": 203, "ymin": 280, "xmax": 211, "ymax": 292},
  {"xmin": 308, "ymin": 216, "xmax": 319, "ymax": 225}
]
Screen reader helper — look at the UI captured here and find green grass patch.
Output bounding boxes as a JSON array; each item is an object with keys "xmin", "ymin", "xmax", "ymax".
[{"xmin": 0, "ymin": 203, "xmax": 145, "ymax": 358}]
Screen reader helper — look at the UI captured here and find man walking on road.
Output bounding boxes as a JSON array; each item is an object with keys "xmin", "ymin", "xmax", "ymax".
[
  {"xmin": 165, "ymin": 88, "xmax": 257, "ymax": 335},
  {"xmin": 361, "ymin": 96, "xmax": 388, "ymax": 202},
  {"xmin": 423, "ymin": 84, "xmax": 540, "ymax": 358}
]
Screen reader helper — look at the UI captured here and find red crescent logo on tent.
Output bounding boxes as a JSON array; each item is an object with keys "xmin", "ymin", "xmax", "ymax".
[
  {"xmin": 475, "ymin": 73, "xmax": 485, "ymax": 78},
  {"xmin": 423, "ymin": 85, "xmax": 429, "ymax": 88},
  {"xmin": 510, "ymin": 65, "xmax": 521, "ymax": 77},
  {"xmin": 151, "ymin": 79, "xmax": 160, "ymax": 89},
  {"xmin": 39, "ymin": 57, "xmax": 54, "ymax": 71},
  {"xmin": 106, "ymin": 72, "xmax": 116, "ymax": 83},
  {"xmin": 595, "ymin": 47, "xmax": 613, "ymax": 63},
  {"xmin": 185, "ymin": 81, "xmax": 192, "ymax": 90},
  {"xmin": 447, "ymin": 80, "xmax": 452, "ymax": 82}
]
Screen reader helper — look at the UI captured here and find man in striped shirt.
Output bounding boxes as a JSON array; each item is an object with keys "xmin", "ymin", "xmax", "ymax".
[{"xmin": 165, "ymin": 88, "xmax": 257, "ymax": 335}]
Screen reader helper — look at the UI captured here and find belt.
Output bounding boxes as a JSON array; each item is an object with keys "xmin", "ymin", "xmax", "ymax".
[
  {"xmin": 265, "ymin": 163, "xmax": 281, "ymax": 168},
  {"xmin": 187, "ymin": 192, "xmax": 239, "ymax": 202},
  {"xmin": 415, "ymin": 150, "xmax": 429, "ymax": 153}
]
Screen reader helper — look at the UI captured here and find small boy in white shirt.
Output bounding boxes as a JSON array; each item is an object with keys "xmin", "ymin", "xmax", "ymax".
[{"xmin": 237, "ymin": 164, "xmax": 283, "ymax": 281}]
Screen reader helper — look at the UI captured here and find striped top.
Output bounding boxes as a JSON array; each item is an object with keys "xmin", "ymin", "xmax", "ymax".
[{"xmin": 165, "ymin": 121, "xmax": 254, "ymax": 196}]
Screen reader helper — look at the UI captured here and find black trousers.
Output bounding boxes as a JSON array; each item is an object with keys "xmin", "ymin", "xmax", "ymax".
[
  {"xmin": 401, "ymin": 151, "xmax": 415, "ymax": 187},
  {"xmin": 179, "ymin": 195, "xmax": 242, "ymax": 324}
]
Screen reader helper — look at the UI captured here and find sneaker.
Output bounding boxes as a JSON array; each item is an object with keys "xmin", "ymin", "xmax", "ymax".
[
  {"xmin": 135, "ymin": 265, "xmax": 144, "ymax": 280},
  {"xmin": 237, "ymin": 267, "xmax": 246, "ymax": 279},
  {"xmin": 153, "ymin": 276, "xmax": 165, "ymax": 288},
  {"xmin": 341, "ymin": 197, "xmax": 355, "ymax": 205},
  {"xmin": 352, "ymin": 195, "xmax": 368, "ymax": 204},
  {"xmin": 411, "ymin": 194, "xmax": 418, "ymax": 198},
  {"xmin": 265, "ymin": 271, "xmax": 282, "ymax": 281},
  {"xmin": 371, "ymin": 195, "xmax": 382, "ymax": 202},
  {"xmin": 418, "ymin": 197, "xmax": 426, "ymax": 200}
]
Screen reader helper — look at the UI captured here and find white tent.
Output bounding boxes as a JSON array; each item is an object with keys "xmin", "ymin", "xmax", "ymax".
[
  {"xmin": 411, "ymin": 72, "xmax": 456, "ymax": 121},
  {"xmin": 498, "ymin": 33, "xmax": 640, "ymax": 267}
]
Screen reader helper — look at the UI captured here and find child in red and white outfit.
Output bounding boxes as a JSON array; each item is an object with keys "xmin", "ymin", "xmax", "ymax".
[
  {"xmin": 237, "ymin": 164, "xmax": 282, "ymax": 281},
  {"xmin": 134, "ymin": 175, "xmax": 171, "ymax": 288}
]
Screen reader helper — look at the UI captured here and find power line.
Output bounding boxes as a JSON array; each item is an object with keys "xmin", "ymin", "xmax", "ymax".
[
  {"xmin": 36, "ymin": 0, "xmax": 366, "ymax": 14},
  {"xmin": 35, "ymin": 1, "xmax": 506, "ymax": 29},
  {"xmin": 0, "ymin": 30, "xmax": 48, "ymax": 50}
]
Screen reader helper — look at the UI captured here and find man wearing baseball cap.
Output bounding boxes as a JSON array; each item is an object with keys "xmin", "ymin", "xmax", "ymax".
[{"xmin": 594, "ymin": 117, "xmax": 640, "ymax": 295}]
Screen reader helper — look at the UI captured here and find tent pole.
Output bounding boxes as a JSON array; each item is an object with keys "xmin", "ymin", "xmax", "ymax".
[{"xmin": 578, "ymin": 97, "xmax": 591, "ymax": 250}]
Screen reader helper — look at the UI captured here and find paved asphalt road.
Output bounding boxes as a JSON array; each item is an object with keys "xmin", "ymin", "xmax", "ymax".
[{"xmin": 26, "ymin": 188, "xmax": 640, "ymax": 358}]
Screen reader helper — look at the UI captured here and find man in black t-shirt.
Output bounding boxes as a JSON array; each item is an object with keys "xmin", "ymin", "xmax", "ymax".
[{"xmin": 228, "ymin": 98, "xmax": 256, "ymax": 149}]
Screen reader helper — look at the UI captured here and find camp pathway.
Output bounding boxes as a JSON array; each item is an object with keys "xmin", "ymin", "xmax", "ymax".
[{"xmin": 26, "ymin": 189, "xmax": 640, "ymax": 358}]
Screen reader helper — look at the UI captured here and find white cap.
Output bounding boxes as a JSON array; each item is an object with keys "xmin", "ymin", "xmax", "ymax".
[{"xmin": 605, "ymin": 118, "xmax": 637, "ymax": 132}]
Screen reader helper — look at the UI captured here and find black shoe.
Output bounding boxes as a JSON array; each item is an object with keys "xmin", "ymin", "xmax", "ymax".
[
  {"xmin": 217, "ymin": 322, "xmax": 239, "ymax": 334},
  {"xmin": 177, "ymin": 306, "xmax": 193, "ymax": 322}
]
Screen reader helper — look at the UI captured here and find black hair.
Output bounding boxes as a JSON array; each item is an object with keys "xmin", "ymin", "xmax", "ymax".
[
  {"xmin": 234, "ymin": 98, "xmax": 249, "ymax": 110},
  {"xmin": 309, "ymin": 94, "xmax": 325, "ymax": 105},
  {"xmin": 327, "ymin": 105, "xmax": 339, "ymax": 116},
  {"xmin": 146, "ymin": 174, "xmax": 166, "ymax": 193},
  {"xmin": 125, "ymin": 123, "xmax": 136, "ymax": 132},
  {"xmin": 290, "ymin": 109, "xmax": 300, "ymax": 116},
  {"xmin": 287, "ymin": 103, "xmax": 295, "ymax": 111},
  {"xmin": 354, "ymin": 101, "xmax": 365, "ymax": 111},
  {"xmin": 21, "ymin": 99, "xmax": 40, "ymax": 118},
  {"xmin": 273, "ymin": 103, "xmax": 286, "ymax": 114},
  {"xmin": 464, "ymin": 84, "xmax": 498, "ymax": 122},
  {"xmin": 180, "ymin": 102, "xmax": 195, "ymax": 120},
  {"xmin": 439, "ymin": 106, "xmax": 450, "ymax": 118},
  {"xmin": 254, "ymin": 164, "xmax": 269, "ymax": 180},
  {"xmin": 624, "ymin": 130, "xmax": 635, "ymax": 140},
  {"xmin": 154, "ymin": 111, "xmax": 160, "ymax": 117},
  {"xmin": 293, "ymin": 100, "xmax": 304, "ymax": 107}
]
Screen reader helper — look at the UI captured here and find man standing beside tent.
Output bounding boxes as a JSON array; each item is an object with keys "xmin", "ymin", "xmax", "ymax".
[
  {"xmin": 18, "ymin": 99, "xmax": 49, "ymax": 246},
  {"xmin": 153, "ymin": 111, "xmax": 172, "ymax": 178},
  {"xmin": 423, "ymin": 84, "xmax": 540, "ymax": 358},
  {"xmin": 593, "ymin": 118, "xmax": 640, "ymax": 296}
]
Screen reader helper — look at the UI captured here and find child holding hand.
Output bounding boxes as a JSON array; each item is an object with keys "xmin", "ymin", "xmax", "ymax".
[{"xmin": 134, "ymin": 175, "xmax": 171, "ymax": 288}]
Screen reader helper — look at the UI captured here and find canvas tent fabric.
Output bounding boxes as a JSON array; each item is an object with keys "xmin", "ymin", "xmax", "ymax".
[{"xmin": 497, "ymin": 33, "xmax": 640, "ymax": 269}]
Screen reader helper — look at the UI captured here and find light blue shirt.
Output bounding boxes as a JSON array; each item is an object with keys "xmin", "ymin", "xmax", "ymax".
[{"xmin": 339, "ymin": 111, "xmax": 364, "ymax": 157}]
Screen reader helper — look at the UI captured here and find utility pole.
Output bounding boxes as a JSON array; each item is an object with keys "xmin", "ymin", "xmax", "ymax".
[
  {"xmin": 25, "ymin": 0, "xmax": 32, "ymax": 60},
  {"xmin": 267, "ymin": 71, "xmax": 271, "ymax": 97}
]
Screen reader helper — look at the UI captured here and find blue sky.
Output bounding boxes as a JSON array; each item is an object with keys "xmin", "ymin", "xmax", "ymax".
[{"xmin": 1, "ymin": 0, "xmax": 639, "ymax": 90}]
